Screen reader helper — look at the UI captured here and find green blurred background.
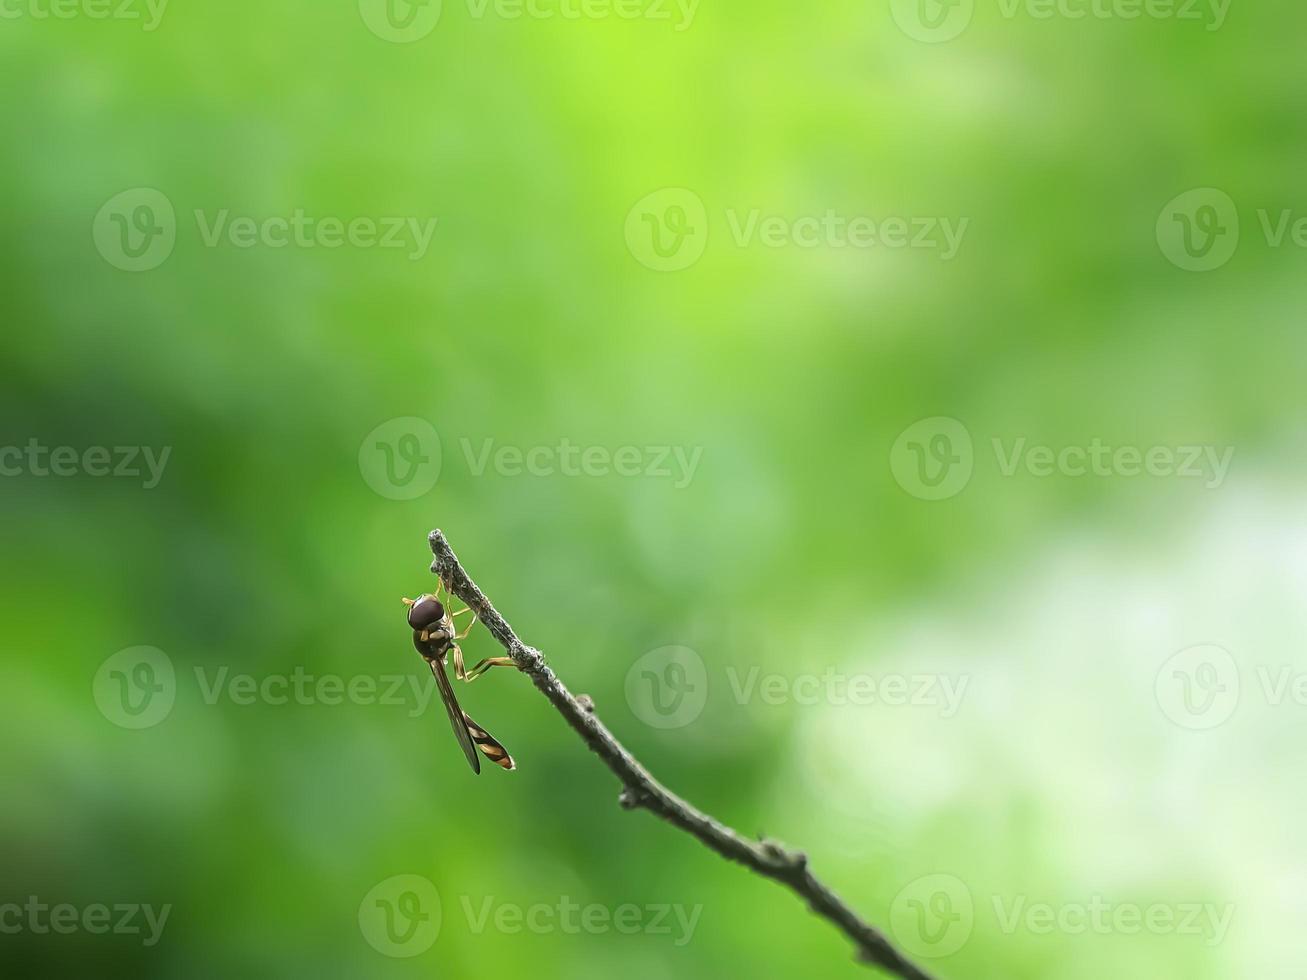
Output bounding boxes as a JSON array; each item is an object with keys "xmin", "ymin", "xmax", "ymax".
[{"xmin": 3, "ymin": 1, "xmax": 1305, "ymax": 977}]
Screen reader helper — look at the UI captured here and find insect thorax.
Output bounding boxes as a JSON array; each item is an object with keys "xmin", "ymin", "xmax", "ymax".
[{"xmin": 413, "ymin": 628, "xmax": 453, "ymax": 661}]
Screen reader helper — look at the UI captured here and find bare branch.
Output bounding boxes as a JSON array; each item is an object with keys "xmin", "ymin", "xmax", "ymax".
[{"xmin": 428, "ymin": 529, "xmax": 940, "ymax": 980}]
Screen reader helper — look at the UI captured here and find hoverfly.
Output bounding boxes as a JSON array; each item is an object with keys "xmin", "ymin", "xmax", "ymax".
[{"xmin": 403, "ymin": 582, "xmax": 517, "ymax": 774}]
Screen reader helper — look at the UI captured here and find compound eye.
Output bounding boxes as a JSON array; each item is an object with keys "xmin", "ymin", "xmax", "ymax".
[{"xmin": 407, "ymin": 595, "xmax": 445, "ymax": 631}]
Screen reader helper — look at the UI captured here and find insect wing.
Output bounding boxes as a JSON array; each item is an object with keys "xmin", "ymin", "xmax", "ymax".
[{"xmin": 429, "ymin": 656, "xmax": 481, "ymax": 774}]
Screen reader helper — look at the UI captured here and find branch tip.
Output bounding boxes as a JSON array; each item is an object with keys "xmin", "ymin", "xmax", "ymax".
[{"xmin": 425, "ymin": 530, "xmax": 937, "ymax": 980}]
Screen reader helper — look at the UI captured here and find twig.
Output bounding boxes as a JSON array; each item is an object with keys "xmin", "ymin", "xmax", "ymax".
[{"xmin": 428, "ymin": 530, "xmax": 940, "ymax": 980}]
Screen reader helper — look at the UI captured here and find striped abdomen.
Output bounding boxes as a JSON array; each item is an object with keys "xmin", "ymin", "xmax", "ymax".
[{"xmin": 464, "ymin": 713, "xmax": 515, "ymax": 771}]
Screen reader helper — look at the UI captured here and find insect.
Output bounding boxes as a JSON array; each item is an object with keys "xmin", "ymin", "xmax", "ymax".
[{"xmin": 403, "ymin": 580, "xmax": 517, "ymax": 774}]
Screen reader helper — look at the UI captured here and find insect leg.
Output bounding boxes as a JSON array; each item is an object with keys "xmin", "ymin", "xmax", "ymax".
[
  {"xmin": 462, "ymin": 656, "xmax": 516, "ymax": 682},
  {"xmin": 454, "ymin": 612, "xmax": 478, "ymax": 640},
  {"xmin": 440, "ymin": 584, "xmax": 475, "ymax": 623}
]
